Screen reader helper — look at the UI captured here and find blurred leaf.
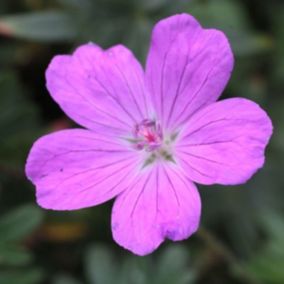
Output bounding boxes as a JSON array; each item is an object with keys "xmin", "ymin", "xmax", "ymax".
[
  {"xmin": 85, "ymin": 244, "xmax": 194, "ymax": 284},
  {"xmin": 57, "ymin": 0, "xmax": 92, "ymax": 11},
  {"xmin": 0, "ymin": 72, "xmax": 37, "ymax": 135},
  {"xmin": 139, "ymin": 0, "xmax": 173, "ymax": 11},
  {"xmin": 0, "ymin": 268, "xmax": 43, "ymax": 284},
  {"xmin": 188, "ymin": 0, "xmax": 272, "ymax": 56},
  {"xmin": 0, "ymin": 43, "xmax": 19, "ymax": 66},
  {"xmin": 0, "ymin": 71, "xmax": 40, "ymax": 166},
  {"xmin": 155, "ymin": 245, "xmax": 194, "ymax": 284},
  {"xmin": 247, "ymin": 213, "xmax": 284, "ymax": 283},
  {"xmin": 0, "ymin": 244, "xmax": 32, "ymax": 266},
  {"xmin": 230, "ymin": 33, "xmax": 273, "ymax": 57},
  {"xmin": 0, "ymin": 204, "xmax": 43, "ymax": 243},
  {"xmin": 124, "ymin": 17, "xmax": 151, "ymax": 61},
  {"xmin": 85, "ymin": 244, "xmax": 118, "ymax": 284},
  {"xmin": 118, "ymin": 257, "xmax": 149, "ymax": 284},
  {"xmin": 53, "ymin": 274, "xmax": 82, "ymax": 284},
  {"xmin": 0, "ymin": 11, "xmax": 77, "ymax": 42},
  {"xmin": 0, "ymin": 1, "xmax": 282, "ymax": 284},
  {"xmin": 271, "ymin": 6, "xmax": 284, "ymax": 86},
  {"xmin": 188, "ymin": 0, "xmax": 249, "ymax": 31}
]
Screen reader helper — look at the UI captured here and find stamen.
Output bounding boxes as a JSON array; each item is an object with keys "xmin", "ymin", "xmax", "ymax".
[
  {"xmin": 134, "ymin": 119, "xmax": 163, "ymax": 152},
  {"xmin": 128, "ymin": 119, "xmax": 176, "ymax": 167}
]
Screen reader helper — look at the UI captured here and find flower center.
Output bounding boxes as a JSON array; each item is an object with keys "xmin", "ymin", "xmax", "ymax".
[
  {"xmin": 133, "ymin": 119, "xmax": 163, "ymax": 151},
  {"xmin": 129, "ymin": 119, "xmax": 177, "ymax": 168}
]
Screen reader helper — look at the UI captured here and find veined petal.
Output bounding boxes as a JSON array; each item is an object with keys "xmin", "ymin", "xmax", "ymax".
[
  {"xmin": 176, "ymin": 98, "xmax": 273, "ymax": 185},
  {"xmin": 25, "ymin": 129, "xmax": 142, "ymax": 210},
  {"xmin": 111, "ymin": 164, "xmax": 201, "ymax": 256},
  {"xmin": 145, "ymin": 14, "xmax": 233, "ymax": 130},
  {"xmin": 46, "ymin": 43, "xmax": 151, "ymax": 135}
]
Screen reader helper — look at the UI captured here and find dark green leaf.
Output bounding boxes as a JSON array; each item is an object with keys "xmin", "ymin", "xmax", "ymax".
[
  {"xmin": 155, "ymin": 245, "xmax": 194, "ymax": 284},
  {"xmin": 0, "ymin": 71, "xmax": 40, "ymax": 167},
  {"xmin": 53, "ymin": 274, "xmax": 82, "ymax": 284},
  {"xmin": 85, "ymin": 244, "xmax": 118, "ymax": 284},
  {"xmin": 0, "ymin": 11, "xmax": 77, "ymax": 42},
  {"xmin": 188, "ymin": 0, "xmax": 272, "ymax": 56},
  {"xmin": 0, "ymin": 204, "xmax": 43, "ymax": 243},
  {"xmin": 0, "ymin": 244, "xmax": 32, "ymax": 266},
  {"xmin": 0, "ymin": 268, "xmax": 43, "ymax": 284}
]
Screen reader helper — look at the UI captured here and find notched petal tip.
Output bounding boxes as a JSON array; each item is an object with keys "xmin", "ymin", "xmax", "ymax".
[
  {"xmin": 146, "ymin": 13, "xmax": 235, "ymax": 129},
  {"xmin": 111, "ymin": 166, "xmax": 201, "ymax": 255},
  {"xmin": 152, "ymin": 13, "xmax": 201, "ymax": 33},
  {"xmin": 45, "ymin": 40, "xmax": 150, "ymax": 133}
]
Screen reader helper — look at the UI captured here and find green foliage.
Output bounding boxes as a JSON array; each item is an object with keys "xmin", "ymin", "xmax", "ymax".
[
  {"xmin": 0, "ymin": 11, "xmax": 77, "ymax": 42},
  {"xmin": 0, "ymin": 268, "xmax": 43, "ymax": 284},
  {"xmin": 53, "ymin": 274, "xmax": 83, "ymax": 284},
  {"xmin": 0, "ymin": 71, "xmax": 40, "ymax": 167},
  {"xmin": 0, "ymin": 204, "xmax": 43, "ymax": 243},
  {"xmin": 0, "ymin": 205, "xmax": 44, "ymax": 284},
  {"xmin": 85, "ymin": 244, "xmax": 194, "ymax": 284},
  {"xmin": 247, "ymin": 213, "xmax": 284, "ymax": 283},
  {"xmin": 0, "ymin": 0, "xmax": 283, "ymax": 283},
  {"xmin": 188, "ymin": 0, "xmax": 272, "ymax": 57}
]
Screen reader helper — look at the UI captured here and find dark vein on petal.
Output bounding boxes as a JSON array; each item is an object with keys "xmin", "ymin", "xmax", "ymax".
[
  {"xmin": 155, "ymin": 166, "xmax": 160, "ymax": 219},
  {"xmin": 133, "ymin": 67, "xmax": 149, "ymax": 117},
  {"xmin": 159, "ymin": 23, "xmax": 181, "ymax": 122},
  {"xmin": 53, "ymin": 155, "xmax": 136, "ymax": 188},
  {"xmin": 182, "ymin": 118, "xmax": 230, "ymax": 140},
  {"xmin": 73, "ymin": 135, "xmax": 124, "ymax": 147},
  {"xmin": 166, "ymin": 42, "xmax": 213, "ymax": 128},
  {"xmin": 131, "ymin": 171, "xmax": 152, "ymax": 217},
  {"xmin": 177, "ymin": 138, "xmax": 239, "ymax": 148},
  {"xmin": 77, "ymin": 160, "xmax": 134, "ymax": 194},
  {"xmin": 74, "ymin": 112, "xmax": 128, "ymax": 133},
  {"xmin": 53, "ymin": 164, "xmax": 135, "ymax": 206},
  {"xmin": 38, "ymin": 149, "xmax": 129, "ymax": 173},
  {"xmin": 179, "ymin": 150, "xmax": 225, "ymax": 165},
  {"xmin": 78, "ymin": 54, "xmax": 137, "ymax": 124},
  {"xmin": 160, "ymin": 51, "xmax": 168, "ymax": 122},
  {"xmin": 113, "ymin": 62, "xmax": 144, "ymax": 119},
  {"xmin": 103, "ymin": 167, "xmax": 136, "ymax": 196},
  {"xmin": 162, "ymin": 165, "xmax": 180, "ymax": 208},
  {"xmin": 179, "ymin": 156, "xmax": 213, "ymax": 179},
  {"xmin": 175, "ymin": 65, "xmax": 215, "ymax": 127},
  {"xmin": 116, "ymin": 175, "xmax": 144, "ymax": 212},
  {"xmin": 62, "ymin": 71, "xmax": 131, "ymax": 128},
  {"xmin": 89, "ymin": 73, "xmax": 137, "ymax": 124},
  {"xmin": 166, "ymin": 52, "xmax": 190, "ymax": 127}
]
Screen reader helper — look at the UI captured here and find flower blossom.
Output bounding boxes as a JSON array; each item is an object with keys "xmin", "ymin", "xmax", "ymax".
[{"xmin": 26, "ymin": 14, "xmax": 273, "ymax": 255}]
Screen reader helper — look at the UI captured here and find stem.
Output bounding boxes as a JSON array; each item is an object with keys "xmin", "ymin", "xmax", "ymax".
[{"xmin": 196, "ymin": 226, "xmax": 261, "ymax": 284}]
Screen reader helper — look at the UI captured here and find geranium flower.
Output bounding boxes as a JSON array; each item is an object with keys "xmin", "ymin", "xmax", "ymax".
[{"xmin": 26, "ymin": 14, "xmax": 273, "ymax": 255}]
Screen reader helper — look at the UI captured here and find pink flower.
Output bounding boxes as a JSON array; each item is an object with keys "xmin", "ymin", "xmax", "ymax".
[{"xmin": 25, "ymin": 14, "xmax": 273, "ymax": 255}]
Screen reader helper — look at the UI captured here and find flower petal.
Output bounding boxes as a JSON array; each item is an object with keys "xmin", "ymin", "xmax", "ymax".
[
  {"xmin": 145, "ymin": 13, "xmax": 233, "ymax": 130},
  {"xmin": 46, "ymin": 43, "xmax": 150, "ymax": 135},
  {"xmin": 25, "ymin": 129, "xmax": 142, "ymax": 210},
  {"xmin": 176, "ymin": 98, "xmax": 273, "ymax": 185},
  {"xmin": 111, "ymin": 164, "xmax": 201, "ymax": 255}
]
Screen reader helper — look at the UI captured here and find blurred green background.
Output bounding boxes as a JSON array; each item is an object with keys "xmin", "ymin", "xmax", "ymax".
[{"xmin": 0, "ymin": 0, "xmax": 283, "ymax": 283}]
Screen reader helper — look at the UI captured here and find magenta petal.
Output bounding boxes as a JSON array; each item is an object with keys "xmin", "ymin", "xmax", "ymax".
[
  {"xmin": 145, "ymin": 14, "xmax": 233, "ymax": 130},
  {"xmin": 25, "ymin": 129, "xmax": 141, "ymax": 210},
  {"xmin": 46, "ymin": 43, "xmax": 150, "ymax": 135},
  {"xmin": 111, "ymin": 165, "xmax": 201, "ymax": 256},
  {"xmin": 176, "ymin": 98, "xmax": 273, "ymax": 185}
]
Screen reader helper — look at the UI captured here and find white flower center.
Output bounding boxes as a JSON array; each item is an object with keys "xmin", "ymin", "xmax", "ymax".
[
  {"xmin": 130, "ymin": 119, "xmax": 177, "ymax": 167},
  {"xmin": 134, "ymin": 119, "xmax": 163, "ymax": 151}
]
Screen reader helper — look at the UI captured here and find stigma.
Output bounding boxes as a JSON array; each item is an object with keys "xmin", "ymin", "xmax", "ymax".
[{"xmin": 134, "ymin": 119, "xmax": 163, "ymax": 151}]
